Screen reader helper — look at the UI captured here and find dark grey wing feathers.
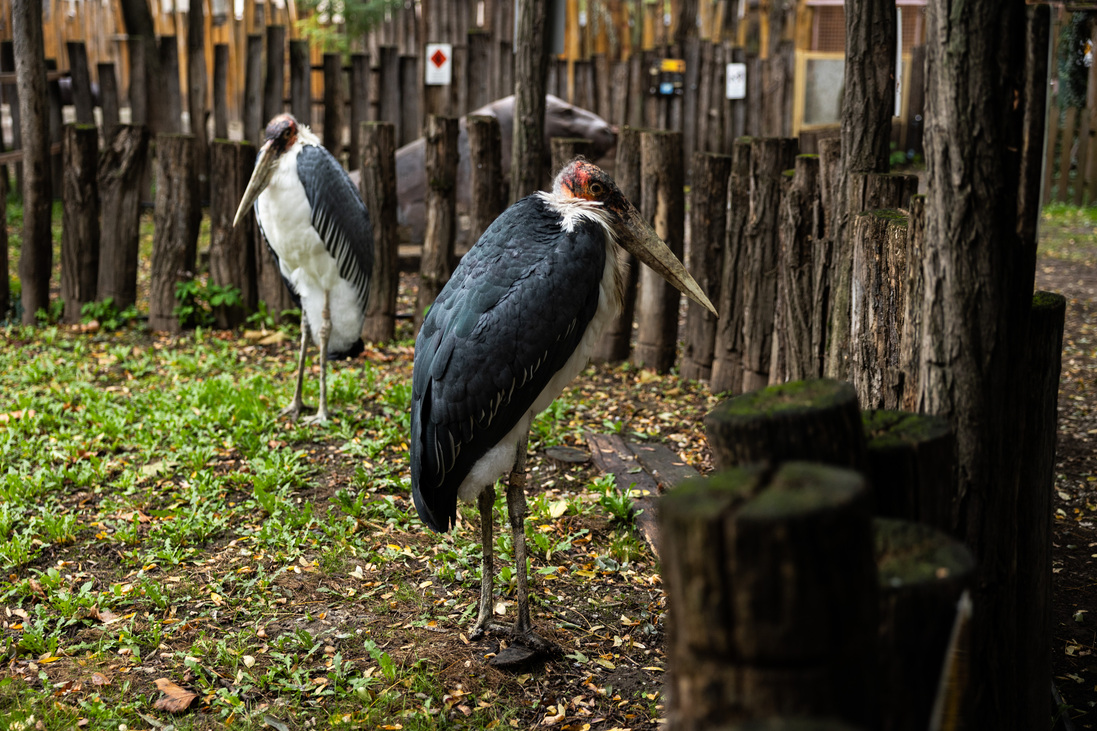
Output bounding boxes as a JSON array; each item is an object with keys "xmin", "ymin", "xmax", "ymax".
[{"xmin": 295, "ymin": 144, "xmax": 374, "ymax": 312}]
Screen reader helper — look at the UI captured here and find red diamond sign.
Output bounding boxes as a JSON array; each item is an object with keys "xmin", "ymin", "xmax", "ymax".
[{"xmin": 425, "ymin": 43, "xmax": 453, "ymax": 86}]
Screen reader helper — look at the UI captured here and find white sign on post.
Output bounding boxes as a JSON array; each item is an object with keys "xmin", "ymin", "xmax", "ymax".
[
  {"xmin": 726, "ymin": 62, "xmax": 746, "ymax": 100},
  {"xmin": 425, "ymin": 43, "xmax": 453, "ymax": 86}
]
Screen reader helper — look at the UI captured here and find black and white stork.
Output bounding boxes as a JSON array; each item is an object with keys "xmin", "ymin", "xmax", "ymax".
[
  {"xmin": 233, "ymin": 114, "xmax": 374, "ymax": 425},
  {"xmin": 410, "ymin": 158, "xmax": 716, "ymax": 654}
]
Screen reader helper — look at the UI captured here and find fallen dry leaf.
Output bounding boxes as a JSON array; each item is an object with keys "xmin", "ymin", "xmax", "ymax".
[
  {"xmin": 153, "ymin": 678, "xmax": 198, "ymax": 713},
  {"xmin": 90, "ymin": 672, "xmax": 111, "ymax": 686}
]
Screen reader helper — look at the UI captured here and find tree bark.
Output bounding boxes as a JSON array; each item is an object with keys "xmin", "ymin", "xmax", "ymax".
[
  {"xmin": 322, "ymin": 53, "xmax": 344, "ymax": 158},
  {"xmin": 416, "ymin": 115, "xmax": 459, "ymax": 333},
  {"xmin": 13, "ymin": 0, "xmax": 52, "ymax": 324},
  {"xmin": 633, "ymin": 130, "xmax": 685, "ymax": 374},
  {"xmin": 158, "ymin": 36, "xmax": 183, "ymax": 133},
  {"xmin": 740, "ymin": 137, "xmax": 798, "ymax": 392},
  {"xmin": 918, "ymin": 1, "xmax": 1042, "ymax": 728},
  {"xmin": 825, "ymin": 0, "xmax": 897, "ymax": 380},
  {"xmin": 65, "ymin": 41, "xmax": 94, "ymax": 124},
  {"xmin": 213, "ymin": 44, "xmax": 229, "ymax": 140},
  {"xmin": 244, "ymin": 34, "xmax": 263, "ymax": 144},
  {"xmin": 97, "ymin": 125, "xmax": 149, "ymax": 312},
  {"xmin": 510, "ymin": 0, "xmax": 550, "ymax": 202},
  {"xmin": 98, "ymin": 62, "xmax": 121, "ymax": 141},
  {"xmin": 467, "ymin": 114, "xmax": 505, "ymax": 246},
  {"xmin": 591, "ymin": 126, "xmax": 641, "ymax": 364},
  {"xmin": 117, "ymin": 0, "xmax": 165, "ymax": 134},
  {"xmin": 187, "ymin": 0, "xmax": 208, "ymax": 201},
  {"xmin": 704, "ymin": 379, "xmax": 867, "ymax": 473},
  {"xmin": 549, "ymin": 137, "xmax": 593, "ymax": 178},
  {"xmin": 208, "ymin": 140, "xmax": 257, "ymax": 329},
  {"xmin": 399, "ymin": 55, "xmax": 421, "ymax": 148},
  {"xmin": 681, "ymin": 152, "xmax": 732, "ymax": 382},
  {"xmin": 662, "ymin": 462, "xmax": 877, "ymax": 729},
  {"xmin": 378, "ymin": 47, "xmax": 401, "ymax": 142},
  {"xmin": 899, "ymin": 196, "xmax": 926, "ymax": 412},
  {"xmin": 289, "ymin": 39, "xmax": 312, "ymax": 126},
  {"xmin": 149, "ymin": 134, "xmax": 199, "ymax": 332},
  {"xmin": 360, "ymin": 122, "xmax": 399, "ymax": 343},
  {"xmin": 348, "ymin": 53, "xmax": 370, "ymax": 171},
  {"xmin": 263, "ymin": 26, "xmax": 286, "ymax": 125},
  {"xmin": 710, "ymin": 138, "xmax": 752, "ymax": 394},
  {"xmin": 61, "ymin": 124, "xmax": 99, "ymax": 324}
]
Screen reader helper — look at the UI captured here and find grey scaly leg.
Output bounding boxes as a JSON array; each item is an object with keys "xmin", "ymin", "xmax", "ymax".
[
  {"xmin": 470, "ymin": 484, "xmax": 496, "ymax": 638},
  {"xmin": 280, "ymin": 318, "xmax": 311, "ymax": 420},
  {"xmin": 304, "ymin": 292, "xmax": 332, "ymax": 425},
  {"xmin": 506, "ymin": 437, "xmax": 550, "ymax": 651}
]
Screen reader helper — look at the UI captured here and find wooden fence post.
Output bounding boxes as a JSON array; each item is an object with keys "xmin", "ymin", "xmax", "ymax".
[
  {"xmin": 549, "ymin": 137, "xmax": 593, "ymax": 176},
  {"xmin": 771, "ymin": 154, "xmax": 823, "ymax": 383},
  {"xmin": 378, "ymin": 46, "xmax": 401, "ymax": 141},
  {"xmin": 416, "ymin": 115, "xmax": 459, "ymax": 332},
  {"xmin": 289, "ymin": 39, "xmax": 311, "ymax": 125},
  {"xmin": 680, "ymin": 151, "xmax": 732, "ymax": 382},
  {"xmin": 662, "ymin": 462, "xmax": 877, "ymax": 728},
  {"xmin": 97, "ymin": 62, "xmax": 121, "ymax": 141},
  {"xmin": 468, "ymin": 30, "xmax": 493, "ymax": 111},
  {"xmin": 632, "ymin": 129, "xmax": 685, "ymax": 373},
  {"xmin": 1016, "ymin": 291, "xmax": 1066, "ymax": 731},
  {"xmin": 1, "ymin": 41, "xmax": 22, "ymax": 194},
  {"xmin": 263, "ymin": 26, "xmax": 286, "ymax": 125},
  {"xmin": 65, "ymin": 41, "xmax": 94, "ymax": 124},
  {"xmin": 186, "ymin": 0, "xmax": 209, "ymax": 203},
  {"xmin": 467, "ymin": 114, "xmax": 505, "ymax": 245},
  {"xmin": 97, "ymin": 124, "xmax": 149, "ymax": 312},
  {"xmin": 60, "ymin": 124, "xmax": 99, "ymax": 324},
  {"xmin": 862, "ymin": 409, "xmax": 955, "ymax": 530},
  {"xmin": 213, "ymin": 44, "xmax": 229, "ymax": 139},
  {"xmin": 126, "ymin": 38, "xmax": 146, "ymax": 127},
  {"xmin": 244, "ymin": 34, "xmax": 263, "ymax": 143},
  {"xmin": 157, "ymin": 36, "xmax": 183, "ymax": 133},
  {"xmin": 209, "ymin": 140, "xmax": 258, "ymax": 328},
  {"xmin": 899, "ymin": 196, "xmax": 926, "ymax": 412},
  {"xmin": 591, "ymin": 126, "xmax": 641, "ymax": 364},
  {"xmin": 740, "ymin": 137, "xmax": 798, "ymax": 392},
  {"xmin": 705, "ymin": 378, "xmax": 867, "ymax": 472},
  {"xmin": 360, "ymin": 122, "xmax": 398, "ymax": 343},
  {"xmin": 710, "ymin": 138, "xmax": 752, "ymax": 394},
  {"xmin": 875, "ymin": 519, "xmax": 976, "ymax": 731},
  {"xmin": 149, "ymin": 134, "xmax": 199, "ymax": 332},
  {"xmin": 399, "ymin": 54, "xmax": 421, "ymax": 147},
  {"xmin": 348, "ymin": 53, "xmax": 370, "ymax": 171},
  {"xmin": 322, "ymin": 53, "xmax": 344, "ymax": 157}
]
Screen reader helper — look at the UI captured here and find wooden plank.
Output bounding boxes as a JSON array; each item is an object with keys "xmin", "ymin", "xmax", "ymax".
[
  {"xmin": 627, "ymin": 442, "xmax": 700, "ymax": 492},
  {"xmin": 586, "ymin": 433, "xmax": 662, "ymax": 559}
]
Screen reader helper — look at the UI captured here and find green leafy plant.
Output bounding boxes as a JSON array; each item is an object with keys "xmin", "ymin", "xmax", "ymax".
[
  {"xmin": 174, "ymin": 279, "xmax": 243, "ymax": 329},
  {"xmin": 80, "ymin": 297, "xmax": 140, "ymax": 331}
]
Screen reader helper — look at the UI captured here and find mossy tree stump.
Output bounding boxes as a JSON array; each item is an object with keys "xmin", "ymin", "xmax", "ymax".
[
  {"xmin": 875, "ymin": 518, "xmax": 976, "ymax": 731},
  {"xmin": 862, "ymin": 410, "xmax": 956, "ymax": 532},
  {"xmin": 705, "ymin": 379, "xmax": 866, "ymax": 472},
  {"xmin": 661, "ymin": 462, "xmax": 877, "ymax": 729}
]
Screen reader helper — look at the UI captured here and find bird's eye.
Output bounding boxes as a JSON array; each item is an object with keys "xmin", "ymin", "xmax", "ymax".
[{"xmin": 590, "ymin": 182, "xmax": 604, "ymax": 196}]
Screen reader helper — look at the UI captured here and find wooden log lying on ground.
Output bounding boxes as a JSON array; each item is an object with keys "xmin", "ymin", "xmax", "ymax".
[
  {"xmin": 360, "ymin": 122, "xmax": 398, "ymax": 343},
  {"xmin": 97, "ymin": 124, "xmax": 149, "ymax": 312},
  {"xmin": 875, "ymin": 518, "xmax": 976, "ymax": 731},
  {"xmin": 705, "ymin": 379, "xmax": 866, "ymax": 472},
  {"xmin": 662, "ymin": 462, "xmax": 877, "ymax": 728},
  {"xmin": 862, "ymin": 409, "xmax": 955, "ymax": 531},
  {"xmin": 61, "ymin": 124, "xmax": 99, "ymax": 324}
]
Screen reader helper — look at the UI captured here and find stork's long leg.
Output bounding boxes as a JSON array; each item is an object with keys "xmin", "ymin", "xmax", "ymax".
[
  {"xmin": 505, "ymin": 437, "xmax": 551, "ymax": 651},
  {"xmin": 303, "ymin": 292, "xmax": 332, "ymax": 425},
  {"xmin": 470, "ymin": 484, "xmax": 496, "ymax": 638},
  {"xmin": 280, "ymin": 318, "xmax": 312, "ymax": 420}
]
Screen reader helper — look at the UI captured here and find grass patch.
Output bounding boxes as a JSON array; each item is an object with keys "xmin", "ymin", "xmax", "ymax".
[{"xmin": 1040, "ymin": 204, "xmax": 1097, "ymax": 263}]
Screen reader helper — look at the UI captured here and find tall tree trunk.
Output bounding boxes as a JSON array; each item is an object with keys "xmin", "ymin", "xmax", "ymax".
[
  {"xmin": 187, "ymin": 0, "xmax": 209, "ymax": 202},
  {"xmin": 13, "ymin": 0, "xmax": 52, "ymax": 324},
  {"xmin": 824, "ymin": 0, "xmax": 896, "ymax": 379},
  {"xmin": 117, "ymin": 0, "xmax": 167, "ymax": 135},
  {"xmin": 918, "ymin": 2, "xmax": 1043, "ymax": 728},
  {"xmin": 510, "ymin": 0, "xmax": 551, "ymax": 202}
]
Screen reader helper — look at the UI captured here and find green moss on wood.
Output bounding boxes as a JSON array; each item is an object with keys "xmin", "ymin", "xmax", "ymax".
[
  {"xmin": 797, "ymin": 153, "xmax": 820, "ymax": 160},
  {"xmin": 707, "ymin": 379, "xmax": 856, "ymax": 422},
  {"xmin": 739, "ymin": 461, "xmax": 865, "ymax": 519},
  {"xmin": 1031, "ymin": 290, "xmax": 1066, "ymax": 312},
  {"xmin": 662, "ymin": 466, "xmax": 765, "ymax": 519},
  {"xmin": 862, "ymin": 409, "xmax": 951, "ymax": 450},
  {"xmin": 874, "ymin": 517, "xmax": 975, "ymax": 587}
]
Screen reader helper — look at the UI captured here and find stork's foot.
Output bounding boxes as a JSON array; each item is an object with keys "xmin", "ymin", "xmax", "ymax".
[
  {"xmin": 278, "ymin": 401, "xmax": 313, "ymax": 421},
  {"xmin": 301, "ymin": 409, "xmax": 330, "ymax": 426}
]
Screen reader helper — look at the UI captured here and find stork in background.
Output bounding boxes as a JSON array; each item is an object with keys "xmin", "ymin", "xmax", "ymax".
[
  {"xmin": 234, "ymin": 114, "xmax": 374, "ymax": 425},
  {"xmin": 411, "ymin": 158, "xmax": 716, "ymax": 656}
]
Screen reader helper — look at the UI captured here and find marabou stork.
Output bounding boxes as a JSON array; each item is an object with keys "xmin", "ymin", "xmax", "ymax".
[
  {"xmin": 411, "ymin": 158, "xmax": 716, "ymax": 653},
  {"xmin": 233, "ymin": 114, "xmax": 374, "ymax": 425}
]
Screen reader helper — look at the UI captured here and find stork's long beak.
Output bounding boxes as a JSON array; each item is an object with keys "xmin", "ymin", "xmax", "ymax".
[
  {"xmin": 232, "ymin": 144, "xmax": 276, "ymax": 228},
  {"xmin": 616, "ymin": 201, "xmax": 718, "ymax": 317}
]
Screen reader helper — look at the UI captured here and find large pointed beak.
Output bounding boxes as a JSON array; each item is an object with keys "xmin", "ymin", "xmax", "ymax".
[
  {"xmin": 232, "ymin": 143, "xmax": 276, "ymax": 228},
  {"xmin": 616, "ymin": 201, "xmax": 718, "ymax": 317}
]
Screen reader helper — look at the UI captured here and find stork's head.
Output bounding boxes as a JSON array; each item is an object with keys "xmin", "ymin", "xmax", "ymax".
[
  {"xmin": 232, "ymin": 114, "xmax": 302, "ymax": 227},
  {"xmin": 553, "ymin": 158, "xmax": 717, "ymax": 317}
]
